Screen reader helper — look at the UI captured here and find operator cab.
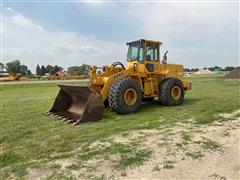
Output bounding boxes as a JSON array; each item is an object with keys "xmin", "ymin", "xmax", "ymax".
[{"xmin": 127, "ymin": 39, "xmax": 162, "ymax": 72}]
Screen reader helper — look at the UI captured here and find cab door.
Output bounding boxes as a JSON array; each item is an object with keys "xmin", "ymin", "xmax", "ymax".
[{"xmin": 145, "ymin": 43, "xmax": 159, "ymax": 73}]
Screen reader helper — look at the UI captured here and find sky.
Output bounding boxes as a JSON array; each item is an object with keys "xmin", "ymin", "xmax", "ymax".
[{"xmin": 1, "ymin": 0, "xmax": 239, "ymax": 72}]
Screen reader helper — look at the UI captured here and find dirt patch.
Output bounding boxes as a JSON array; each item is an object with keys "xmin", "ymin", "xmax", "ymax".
[
  {"xmin": 89, "ymin": 154, "xmax": 121, "ymax": 178},
  {"xmin": 89, "ymin": 140, "xmax": 112, "ymax": 149},
  {"xmin": 224, "ymin": 67, "xmax": 240, "ymax": 79},
  {"xmin": 114, "ymin": 111, "xmax": 240, "ymax": 179},
  {"xmin": 54, "ymin": 159, "xmax": 74, "ymax": 169},
  {"xmin": 25, "ymin": 111, "xmax": 240, "ymax": 179},
  {"xmin": 195, "ymin": 69, "xmax": 214, "ymax": 75},
  {"xmin": 219, "ymin": 109, "xmax": 240, "ymax": 119},
  {"xmin": 124, "ymin": 123, "xmax": 240, "ymax": 180},
  {"xmin": 27, "ymin": 168, "xmax": 52, "ymax": 180}
]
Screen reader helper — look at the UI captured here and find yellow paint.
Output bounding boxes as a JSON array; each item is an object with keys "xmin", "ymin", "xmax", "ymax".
[
  {"xmin": 124, "ymin": 88, "xmax": 137, "ymax": 106},
  {"xmin": 9, "ymin": 73, "xmax": 21, "ymax": 81},
  {"xmin": 171, "ymin": 85, "xmax": 181, "ymax": 101},
  {"xmin": 89, "ymin": 39, "xmax": 192, "ymax": 101}
]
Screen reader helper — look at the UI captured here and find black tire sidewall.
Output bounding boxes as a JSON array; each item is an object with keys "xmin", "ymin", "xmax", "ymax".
[
  {"xmin": 109, "ymin": 78, "xmax": 142, "ymax": 114},
  {"xmin": 159, "ymin": 78, "xmax": 185, "ymax": 106}
]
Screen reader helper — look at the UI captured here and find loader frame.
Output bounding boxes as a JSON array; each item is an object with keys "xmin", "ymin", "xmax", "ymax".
[
  {"xmin": 47, "ymin": 39, "xmax": 192, "ymax": 124},
  {"xmin": 89, "ymin": 39, "xmax": 191, "ymax": 102}
]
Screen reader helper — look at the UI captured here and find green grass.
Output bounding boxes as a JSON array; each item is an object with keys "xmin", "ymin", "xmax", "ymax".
[
  {"xmin": 181, "ymin": 131, "xmax": 192, "ymax": 145},
  {"xmin": 200, "ymin": 138, "xmax": 222, "ymax": 152},
  {"xmin": 115, "ymin": 148, "xmax": 152, "ymax": 170},
  {"xmin": 1, "ymin": 76, "xmax": 240, "ymax": 178},
  {"xmin": 185, "ymin": 150, "xmax": 205, "ymax": 160}
]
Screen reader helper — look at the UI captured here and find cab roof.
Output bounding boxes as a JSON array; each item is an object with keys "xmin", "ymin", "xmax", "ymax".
[{"xmin": 127, "ymin": 39, "xmax": 162, "ymax": 45}]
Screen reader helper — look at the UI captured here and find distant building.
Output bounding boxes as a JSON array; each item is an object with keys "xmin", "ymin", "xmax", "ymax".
[
  {"xmin": 55, "ymin": 71, "xmax": 68, "ymax": 77},
  {"xmin": 0, "ymin": 67, "xmax": 9, "ymax": 78}
]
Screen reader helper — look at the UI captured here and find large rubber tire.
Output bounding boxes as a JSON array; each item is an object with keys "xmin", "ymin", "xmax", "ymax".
[
  {"xmin": 159, "ymin": 78, "xmax": 185, "ymax": 106},
  {"xmin": 108, "ymin": 78, "xmax": 142, "ymax": 114}
]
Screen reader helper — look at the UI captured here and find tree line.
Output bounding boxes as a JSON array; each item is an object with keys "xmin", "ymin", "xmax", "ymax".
[
  {"xmin": 1, "ymin": 60, "xmax": 90, "ymax": 76},
  {"xmin": 67, "ymin": 64, "xmax": 90, "ymax": 76},
  {"xmin": 1, "ymin": 60, "xmax": 237, "ymax": 76},
  {"xmin": 36, "ymin": 64, "xmax": 63, "ymax": 76},
  {"xmin": 36, "ymin": 64, "xmax": 90, "ymax": 76},
  {"xmin": 184, "ymin": 66, "xmax": 235, "ymax": 72},
  {"xmin": 0, "ymin": 60, "xmax": 32, "ymax": 76}
]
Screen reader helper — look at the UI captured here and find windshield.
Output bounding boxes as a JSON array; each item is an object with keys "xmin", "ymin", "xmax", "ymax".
[{"xmin": 127, "ymin": 41, "xmax": 143, "ymax": 63}]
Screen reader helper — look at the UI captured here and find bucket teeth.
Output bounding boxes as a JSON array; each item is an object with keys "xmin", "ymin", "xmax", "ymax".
[
  {"xmin": 72, "ymin": 119, "xmax": 83, "ymax": 126},
  {"xmin": 49, "ymin": 113, "xmax": 56, "ymax": 117},
  {"xmin": 61, "ymin": 118, "xmax": 68, "ymax": 122},
  {"xmin": 72, "ymin": 121, "xmax": 79, "ymax": 126},
  {"xmin": 52, "ymin": 114, "xmax": 59, "ymax": 118},
  {"xmin": 54, "ymin": 115, "xmax": 62, "ymax": 119},
  {"xmin": 44, "ymin": 112, "xmax": 52, "ymax": 116},
  {"xmin": 65, "ymin": 119, "xmax": 73, "ymax": 124},
  {"xmin": 44, "ymin": 111, "xmax": 75, "ymax": 124}
]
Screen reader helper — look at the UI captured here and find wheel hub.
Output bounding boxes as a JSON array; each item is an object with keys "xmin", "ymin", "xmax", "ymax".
[
  {"xmin": 171, "ymin": 85, "xmax": 181, "ymax": 101},
  {"xmin": 124, "ymin": 88, "xmax": 137, "ymax": 106}
]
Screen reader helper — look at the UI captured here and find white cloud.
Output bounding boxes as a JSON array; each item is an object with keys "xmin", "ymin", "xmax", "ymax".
[
  {"xmin": 2, "ymin": 11, "xmax": 126, "ymax": 73},
  {"xmin": 83, "ymin": 0, "xmax": 108, "ymax": 7},
  {"xmin": 6, "ymin": 7, "xmax": 14, "ymax": 12},
  {"xmin": 126, "ymin": 2, "xmax": 239, "ymax": 67},
  {"xmin": 10, "ymin": 14, "xmax": 43, "ymax": 32},
  {"xmin": 127, "ymin": 3, "xmax": 238, "ymax": 43},
  {"xmin": 2, "ymin": 2, "xmax": 239, "ymax": 73}
]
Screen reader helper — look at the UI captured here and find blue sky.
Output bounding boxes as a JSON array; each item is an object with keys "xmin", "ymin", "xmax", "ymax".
[
  {"xmin": 1, "ymin": 1, "xmax": 239, "ymax": 72},
  {"xmin": 5, "ymin": 2, "xmax": 135, "ymax": 40}
]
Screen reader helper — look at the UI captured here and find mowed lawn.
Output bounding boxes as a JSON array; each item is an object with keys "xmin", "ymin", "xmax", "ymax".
[{"xmin": 1, "ymin": 75, "xmax": 239, "ymax": 178}]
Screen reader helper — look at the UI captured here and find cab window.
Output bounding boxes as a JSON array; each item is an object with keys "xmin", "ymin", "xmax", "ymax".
[
  {"xmin": 146, "ymin": 44, "xmax": 159, "ymax": 62},
  {"xmin": 139, "ymin": 47, "xmax": 144, "ymax": 63},
  {"xmin": 154, "ymin": 46, "xmax": 159, "ymax": 61},
  {"xmin": 127, "ymin": 46, "xmax": 138, "ymax": 60},
  {"xmin": 146, "ymin": 45, "xmax": 154, "ymax": 61},
  {"xmin": 127, "ymin": 41, "xmax": 144, "ymax": 63}
]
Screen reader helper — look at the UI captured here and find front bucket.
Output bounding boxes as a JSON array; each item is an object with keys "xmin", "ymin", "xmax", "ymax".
[{"xmin": 47, "ymin": 84, "xmax": 104, "ymax": 125}]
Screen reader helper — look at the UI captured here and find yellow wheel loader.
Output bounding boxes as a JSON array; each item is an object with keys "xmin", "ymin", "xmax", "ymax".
[{"xmin": 46, "ymin": 39, "xmax": 191, "ymax": 125}]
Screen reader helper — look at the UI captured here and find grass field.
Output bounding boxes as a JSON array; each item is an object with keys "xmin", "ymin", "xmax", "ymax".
[{"xmin": 1, "ymin": 75, "xmax": 240, "ymax": 179}]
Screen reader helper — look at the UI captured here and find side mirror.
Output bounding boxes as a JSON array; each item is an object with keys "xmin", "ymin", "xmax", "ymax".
[{"xmin": 162, "ymin": 50, "xmax": 168, "ymax": 64}]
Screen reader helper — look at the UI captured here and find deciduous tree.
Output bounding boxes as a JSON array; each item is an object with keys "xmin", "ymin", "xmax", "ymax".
[{"xmin": 6, "ymin": 60, "xmax": 21, "ymax": 75}]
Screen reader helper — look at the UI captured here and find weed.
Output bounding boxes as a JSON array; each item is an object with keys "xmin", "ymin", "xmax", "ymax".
[
  {"xmin": 185, "ymin": 151, "xmax": 204, "ymax": 160},
  {"xmin": 88, "ymin": 175, "xmax": 106, "ymax": 180},
  {"xmin": 209, "ymin": 173, "xmax": 226, "ymax": 180},
  {"xmin": 120, "ymin": 171, "xmax": 127, "ymax": 176},
  {"xmin": 152, "ymin": 163, "xmax": 161, "ymax": 171},
  {"xmin": 46, "ymin": 172, "xmax": 76, "ymax": 180},
  {"xmin": 49, "ymin": 163, "xmax": 62, "ymax": 170},
  {"xmin": 175, "ymin": 143, "xmax": 182, "ymax": 147},
  {"xmin": 163, "ymin": 160, "xmax": 175, "ymax": 169},
  {"xmin": 201, "ymin": 139, "xmax": 222, "ymax": 152},
  {"xmin": 66, "ymin": 163, "xmax": 83, "ymax": 170},
  {"xmin": 181, "ymin": 131, "xmax": 192, "ymax": 144},
  {"xmin": 115, "ymin": 149, "xmax": 152, "ymax": 170},
  {"xmin": 121, "ymin": 132, "xmax": 129, "ymax": 137},
  {"xmin": 222, "ymin": 131, "xmax": 230, "ymax": 137}
]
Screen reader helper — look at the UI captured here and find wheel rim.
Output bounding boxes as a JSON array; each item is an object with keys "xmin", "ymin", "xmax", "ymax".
[
  {"xmin": 171, "ymin": 85, "xmax": 181, "ymax": 101},
  {"xmin": 124, "ymin": 88, "xmax": 137, "ymax": 106}
]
